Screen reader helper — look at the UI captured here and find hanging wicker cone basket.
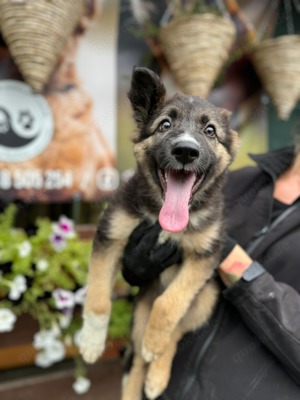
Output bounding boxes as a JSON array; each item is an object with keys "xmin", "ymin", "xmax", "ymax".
[
  {"xmin": 0, "ymin": 0, "xmax": 84, "ymax": 92},
  {"xmin": 251, "ymin": 35, "xmax": 300, "ymax": 120},
  {"xmin": 159, "ymin": 13, "xmax": 236, "ymax": 98}
]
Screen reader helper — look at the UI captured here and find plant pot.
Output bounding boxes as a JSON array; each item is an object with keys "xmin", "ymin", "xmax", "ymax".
[
  {"xmin": 0, "ymin": 0, "xmax": 84, "ymax": 92},
  {"xmin": 159, "ymin": 13, "xmax": 236, "ymax": 98},
  {"xmin": 251, "ymin": 35, "xmax": 300, "ymax": 120}
]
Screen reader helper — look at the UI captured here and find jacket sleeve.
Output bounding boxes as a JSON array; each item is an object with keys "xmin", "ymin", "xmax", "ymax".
[{"xmin": 223, "ymin": 269, "xmax": 300, "ymax": 384}]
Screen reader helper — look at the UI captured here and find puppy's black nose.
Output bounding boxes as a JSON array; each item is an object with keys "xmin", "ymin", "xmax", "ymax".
[{"xmin": 171, "ymin": 141, "xmax": 200, "ymax": 164}]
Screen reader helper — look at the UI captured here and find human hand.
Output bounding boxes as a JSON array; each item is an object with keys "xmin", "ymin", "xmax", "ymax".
[{"xmin": 122, "ymin": 221, "xmax": 182, "ymax": 286}]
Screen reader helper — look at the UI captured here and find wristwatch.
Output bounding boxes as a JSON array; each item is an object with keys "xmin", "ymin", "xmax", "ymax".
[{"xmin": 242, "ymin": 261, "xmax": 265, "ymax": 282}]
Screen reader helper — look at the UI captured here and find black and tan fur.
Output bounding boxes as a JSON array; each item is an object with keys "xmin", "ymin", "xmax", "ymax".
[{"xmin": 79, "ymin": 67, "xmax": 239, "ymax": 400}]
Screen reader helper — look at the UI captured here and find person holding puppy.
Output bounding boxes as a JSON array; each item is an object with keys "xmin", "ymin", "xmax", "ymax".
[{"xmin": 122, "ymin": 141, "xmax": 300, "ymax": 399}]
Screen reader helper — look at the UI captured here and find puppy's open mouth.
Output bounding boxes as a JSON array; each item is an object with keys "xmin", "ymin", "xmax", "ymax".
[{"xmin": 157, "ymin": 168, "xmax": 205, "ymax": 233}]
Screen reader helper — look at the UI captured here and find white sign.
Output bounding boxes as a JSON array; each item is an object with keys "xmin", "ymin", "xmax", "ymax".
[{"xmin": 0, "ymin": 80, "xmax": 53, "ymax": 163}]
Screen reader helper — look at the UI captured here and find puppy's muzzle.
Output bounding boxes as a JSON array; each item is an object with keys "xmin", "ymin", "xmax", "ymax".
[{"xmin": 171, "ymin": 141, "xmax": 200, "ymax": 165}]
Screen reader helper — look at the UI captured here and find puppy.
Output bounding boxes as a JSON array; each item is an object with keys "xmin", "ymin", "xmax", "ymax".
[{"xmin": 79, "ymin": 67, "xmax": 239, "ymax": 399}]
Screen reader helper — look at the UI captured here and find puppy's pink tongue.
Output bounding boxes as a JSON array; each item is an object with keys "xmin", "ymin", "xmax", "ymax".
[{"xmin": 159, "ymin": 170, "xmax": 196, "ymax": 232}]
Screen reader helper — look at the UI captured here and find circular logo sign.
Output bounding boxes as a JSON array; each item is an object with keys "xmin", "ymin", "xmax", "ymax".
[
  {"xmin": 97, "ymin": 167, "xmax": 120, "ymax": 191},
  {"xmin": 0, "ymin": 80, "xmax": 54, "ymax": 163}
]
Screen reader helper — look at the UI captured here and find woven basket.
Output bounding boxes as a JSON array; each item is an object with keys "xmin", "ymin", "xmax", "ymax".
[
  {"xmin": 159, "ymin": 14, "xmax": 236, "ymax": 98},
  {"xmin": 252, "ymin": 35, "xmax": 300, "ymax": 120},
  {"xmin": 0, "ymin": 0, "xmax": 84, "ymax": 92}
]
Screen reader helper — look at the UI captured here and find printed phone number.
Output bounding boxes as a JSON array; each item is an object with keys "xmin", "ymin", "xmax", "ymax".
[{"xmin": 0, "ymin": 169, "xmax": 73, "ymax": 190}]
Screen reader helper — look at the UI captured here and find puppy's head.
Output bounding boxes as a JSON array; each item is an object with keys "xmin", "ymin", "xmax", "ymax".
[{"xmin": 128, "ymin": 67, "xmax": 239, "ymax": 233}]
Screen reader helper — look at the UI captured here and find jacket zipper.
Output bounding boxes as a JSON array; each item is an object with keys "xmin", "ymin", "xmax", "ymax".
[{"xmin": 246, "ymin": 200, "xmax": 300, "ymax": 255}]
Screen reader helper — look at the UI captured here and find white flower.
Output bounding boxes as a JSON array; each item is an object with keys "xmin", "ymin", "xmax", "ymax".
[
  {"xmin": 34, "ymin": 339, "xmax": 66, "ymax": 367},
  {"xmin": 74, "ymin": 287, "xmax": 86, "ymax": 305},
  {"xmin": 53, "ymin": 289, "xmax": 75, "ymax": 310},
  {"xmin": 33, "ymin": 328, "xmax": 59, "ymax": 349},
  {"xmin": 18, "ymin": 241, "xmax": 32, "ymax": 258},
  {"xmin": 36, "ymin": 259, "xmax": 49, "ymax": 272},
  {"xmin": 9, "ymin": 275, "xmax": 27, "ymax": 300},
  {"xmin": 73, "ymin": 377, "xmax": 91, "ymax": 395},
  {"xmin": 45, "ymin": 340, "xmax": 65, "ymax": 363},
  {"xmin": 0, "ymin": 308, "xmax": 17, "ymax": 332},
  {"xmin": 35, "ymin": 351, "xmax": 53, "ymax": 368}
]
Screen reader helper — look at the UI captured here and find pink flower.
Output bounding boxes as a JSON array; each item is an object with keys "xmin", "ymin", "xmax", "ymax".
[
  {"xmin": 57, "ymin": 216, "xmax": 75, "ymax": 239},
  {"xmin": 49, "ymin": 231, "xmax": 66, "ymax": 252},
  {"xmin": 53, "ymin": 289, "xmax": 75, "ymax": 310}
]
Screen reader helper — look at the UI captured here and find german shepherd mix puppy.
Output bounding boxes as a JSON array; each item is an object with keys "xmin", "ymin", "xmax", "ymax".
[{"xmin": 79, "ymin": 67, "xmax": 239, "ymax": 399}]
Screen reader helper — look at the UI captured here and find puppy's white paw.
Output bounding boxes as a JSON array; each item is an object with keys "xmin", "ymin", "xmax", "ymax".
[
  {"xmin": 79, "ymin": 313, "xmax": 109, "ymax": 363},
  {"xmin": 145, "ymin": 361, "xmax": 170, "ymax": 399},
  {"xmin": 145, "ymin": 381, "xmax": 164, "ymax": 400}
]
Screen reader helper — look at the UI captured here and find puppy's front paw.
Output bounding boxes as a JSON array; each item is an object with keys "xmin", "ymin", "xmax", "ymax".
[
  {"xmin": 79, "ymin": 313, "xmax": 109, "ymax": 363},
  {"xmin": 144, "ymin": 352, "xmax": 173, "ymax": 399},
  {"xmin": 145, "ymin": 371, "xmax": 169, "ymax": 400}
]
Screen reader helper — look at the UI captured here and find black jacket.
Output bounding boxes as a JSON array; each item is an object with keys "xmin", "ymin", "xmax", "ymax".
[{"xmin": 159, "ymin": 147, "xmax": 300, "ymax": 400}]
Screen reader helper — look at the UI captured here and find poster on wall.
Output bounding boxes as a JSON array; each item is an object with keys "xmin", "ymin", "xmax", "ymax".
[{"xmin": 0, "ymin": 0, "xmax": 119, "ymax": 203}]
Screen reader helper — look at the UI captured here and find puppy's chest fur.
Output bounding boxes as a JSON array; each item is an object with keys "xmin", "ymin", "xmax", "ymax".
[{"xmin": 103, "ymin": 190, "xmax": 222, "ymax": 290}]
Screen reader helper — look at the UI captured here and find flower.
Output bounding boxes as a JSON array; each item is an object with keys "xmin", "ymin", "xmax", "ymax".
[
  {"xmin": 34, "ymin": 340, "xmax": 65, "ymax": 367},
  {"xmin": 57, "ymin": 216, "xmax": 75, "ymax": 239},
  {"xmin": 18, "ymin": 241, "xmax": 32, "ymax": 258},
  {"xmin": 49, "ymin": 231, "xmax": 66, "ymax": 252},
  {"xmin": 36, "ymin": 259, "xmax": 49, "ymax": 272},
  {"xmin": 35, "ymin": 351, "xmax": 53, "ymax": 368},
  {"xmin": 53, "ymin": 289, "xmax": 75, "ymax": 310},
  {"xmin": 74, "ymin": 287, "xmax": 86, "ymax": 305},
  {"xmin": 33, "ymin": 327, "xmax": 60, "ymax": 349},
  {"xmin": 72, "ymin": 377, "xmax": 91, "ymax": 395},
  {"xmin": 0, "ymin": 308, "xmax": 17, "ymax": 332},
  {"xmin": 45, "ymin": 339, "xmax": 66, "ymax": 363},
  {"xmin": 8, "ymin": 275, "xmax": 27, "ymax": 300}
]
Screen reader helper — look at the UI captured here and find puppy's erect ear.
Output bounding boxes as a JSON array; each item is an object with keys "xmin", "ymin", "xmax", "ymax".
[
  {"xmin": 219, "ymin": 108, "xmax": 240, "ymax": 161},
  {"xmin": 128, "ymin": 67, "xmax": 166, "ymax": 128}
]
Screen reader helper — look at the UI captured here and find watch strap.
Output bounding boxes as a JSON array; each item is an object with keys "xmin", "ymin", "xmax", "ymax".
[{"xmin": 242, "ymin": 261, "xmax": 265, "ymax": 282}]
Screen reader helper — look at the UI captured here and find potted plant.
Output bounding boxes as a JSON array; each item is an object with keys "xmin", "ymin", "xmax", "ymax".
[
  {"xmin": 0, "ymin": 205, "xmax": 132, "ymax": 394},
  {"xmin": 251, "ymin": 35, "xmax": 300, "ymax": 121},
  {"xmin": 153, "ymin": 0, "xmax": 237, "ymax": 97},
  {"xmin": 132, "ymin": 0, "xmax": 236, "ymax": 98}
]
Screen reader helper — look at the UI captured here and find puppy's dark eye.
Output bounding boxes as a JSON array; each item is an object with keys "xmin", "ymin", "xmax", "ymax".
[
  {"xmin": 204, "ymin": 125, "xmax": 216, "ymax": 138},
  {"xmin": 158, "ymin": 120, "xmax": 171, "ymax": 132}
]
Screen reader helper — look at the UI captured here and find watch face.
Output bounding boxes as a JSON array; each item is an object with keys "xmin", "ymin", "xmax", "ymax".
[{"xmin": 0, "ymin": 80, "xmax": 53, "ymax": 163}]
